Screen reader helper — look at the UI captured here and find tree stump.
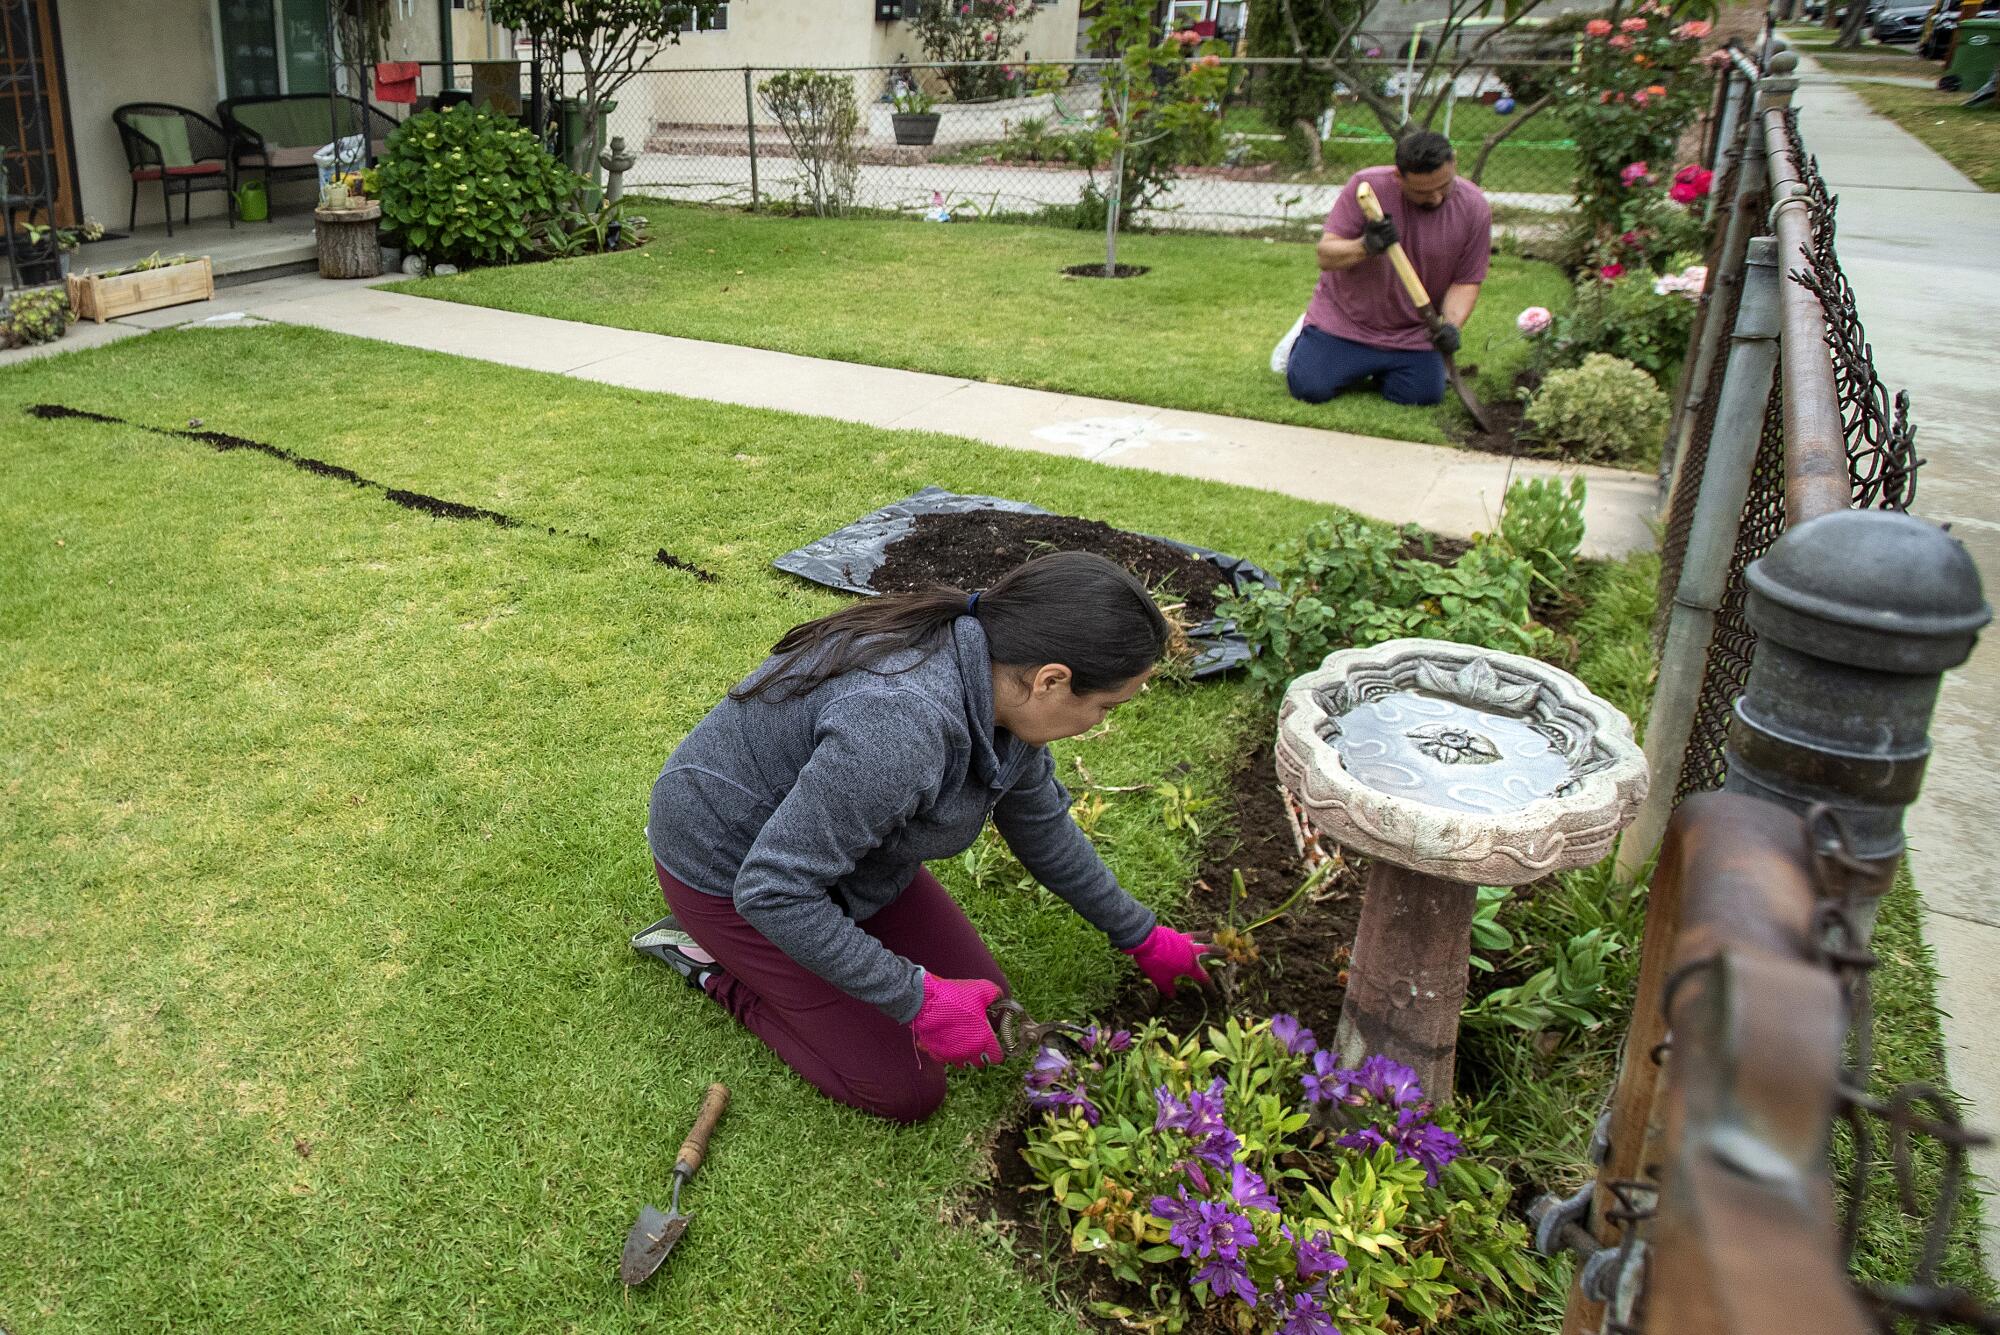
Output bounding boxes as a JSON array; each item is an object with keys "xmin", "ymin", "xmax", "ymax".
[{"xmin": 315, "ymin": 202, "xmax": 383, "ymax": 279}]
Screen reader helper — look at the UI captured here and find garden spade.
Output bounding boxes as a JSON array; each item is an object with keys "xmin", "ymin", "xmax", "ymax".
[
  {"xmin": 1354, "ymin": 181, "xmax": 1495, "ymax": 434},
  {"xmin": 620, "ymin": 1082, "xmax": 730, "ymax": 1287}
]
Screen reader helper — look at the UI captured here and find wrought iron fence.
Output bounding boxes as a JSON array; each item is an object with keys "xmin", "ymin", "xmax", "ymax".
[
  {"xmin": 574, "ymin": 57, "xmax": 1580, "ymax": 234},
  {"xmin": 1558, "ymin": 30, "xmax": 1995, "ymax": 1335}
]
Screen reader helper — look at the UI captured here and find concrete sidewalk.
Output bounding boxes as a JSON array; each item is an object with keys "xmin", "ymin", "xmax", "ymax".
[
  {"xmin": 1796, "ymin": 59, "xmax": 2000, "ymax": 1268},
  {"xmin": 55, "ymin": 272, "xmax": 1658, "ymax": 557}
]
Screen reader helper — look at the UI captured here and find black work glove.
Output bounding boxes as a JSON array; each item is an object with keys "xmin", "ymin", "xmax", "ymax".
[
  {"xmin": 1430, "ymin": 321, "xmax": 1462, "ymax": 355},
  {"xmin": 1361, "ymin": 215, "xmax": 1400, "ymax": 256}
]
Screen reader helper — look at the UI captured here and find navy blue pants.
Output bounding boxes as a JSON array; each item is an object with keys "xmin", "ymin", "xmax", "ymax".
[{"xmin": 1286, "ymin": 324, "xmax": 1447, "ymax": 408}]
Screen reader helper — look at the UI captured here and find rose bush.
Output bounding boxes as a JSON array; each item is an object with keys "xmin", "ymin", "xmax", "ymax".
[
  {"xmin": 1020, "ymin": 1016, "xmax": 1540, "ymax": 1335},
  {"xmin": 1562, "ymin": 3, "xmax": 1715, "ymax": 233},
  {"xmin": 908, "ymin": 0, "xmax": 1036, "ymax": 101}
]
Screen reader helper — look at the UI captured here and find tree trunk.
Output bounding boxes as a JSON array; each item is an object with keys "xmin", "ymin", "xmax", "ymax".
[
  {"xmin": 1836, "ymin": 0, "xmax": 1871, "ymax": 48},
  {"xmin": 1333, "ymin": 862, "xmax": 1479, "ymax": 1103},
  {"xmin": 1294, "ymin": 116, "xmax": 1325, "ymax": 173}
]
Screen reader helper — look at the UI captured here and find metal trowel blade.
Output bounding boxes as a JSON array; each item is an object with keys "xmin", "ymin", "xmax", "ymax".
[{"xmin": 620, "ymin": 1204, "xmax": 691, "ymax": 1286}]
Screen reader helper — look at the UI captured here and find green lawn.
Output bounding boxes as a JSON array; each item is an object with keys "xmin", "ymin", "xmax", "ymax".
[
  {"xmin": 0, "ymin": 324, "xmax": 1337, "ymax": 1333},
  {"xmin": 386, "ymin": 205, "xmax": 1572, "ymax": 449},
  {"xmin": 3, "ymin": 323, "xmax": 1979, "ymax": 1331}
]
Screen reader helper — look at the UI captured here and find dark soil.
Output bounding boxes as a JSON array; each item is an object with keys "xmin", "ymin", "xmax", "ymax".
[
  {"xmin": 872, "ymin": 510, "xmax": 1231, "ymax": 623},
  {"xmin": 1453, "ymin": 367, "xmax": 1535, "ymax": 459},
  {"xmin": 23, "ymin": 404, "xmax": 729, "ymax": 577},
  {"xmin": 1062, "ymin": 263, "xmax": 1151, "ymax": 279},
  {"xmin": 655, "ymin": 548, "xmax": 720, "ymax": 583},
  {"xmin": 974, "ymin": 740, "xmax": 1368, "ymax": 1331}
]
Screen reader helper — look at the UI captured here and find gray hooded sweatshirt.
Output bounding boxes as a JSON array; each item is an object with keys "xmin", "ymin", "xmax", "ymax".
[{"xmin": 647, "ymin": 616, "xmax": 1156, "ymax": 1024}]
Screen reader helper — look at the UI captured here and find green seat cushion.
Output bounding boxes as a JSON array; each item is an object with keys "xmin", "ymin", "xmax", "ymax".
[
  {"xmin": 236, "ymin": 98, "xmax": 358, "ymax": 148},
  {"xmin": 127, "ymin": 112, "xmax": 194, "ymax": 167}
]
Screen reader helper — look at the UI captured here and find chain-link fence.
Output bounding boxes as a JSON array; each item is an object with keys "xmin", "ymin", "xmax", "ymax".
[
  {"xmin": 1552, "ymin": 31, "xmax": 1995, "ymax": 1335},
  {"xmin": 580, "ymin": 57, "xmax": 1580, "ymax": 235}
]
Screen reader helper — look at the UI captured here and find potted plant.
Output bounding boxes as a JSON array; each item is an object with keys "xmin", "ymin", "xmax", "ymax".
[
  {"xmin": 66, "ymin": 251, "xmax": 215, "ymax": 323},
  {"xmin": 891, "ymin": 84, "xmax": 942, "ymax": 147},
  {"xmin": 24, "ymin": 222, "xmax": 81, "ymax": 278}
]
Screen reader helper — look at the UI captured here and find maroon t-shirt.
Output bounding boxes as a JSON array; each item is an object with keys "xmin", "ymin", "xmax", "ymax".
[{"xmin": 1304, "ymin": 166, "xmax": 1493, "ymax": 352}]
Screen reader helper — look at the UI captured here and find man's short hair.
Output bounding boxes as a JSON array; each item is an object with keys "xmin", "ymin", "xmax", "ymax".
[{"xmin": 1394, "ymin": 130, "xmax": 1456, "ymax": 176}]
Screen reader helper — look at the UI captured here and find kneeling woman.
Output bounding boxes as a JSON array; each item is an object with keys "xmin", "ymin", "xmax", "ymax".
[{"xmin": 634, "ymin": 552, "xmax": 1211, "ymax": 1124}]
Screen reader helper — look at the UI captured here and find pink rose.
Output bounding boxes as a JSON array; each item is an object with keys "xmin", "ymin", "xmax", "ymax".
[
  {"xmin": 1599, "ymin": 262, "xmax": 1626, "ymax": 281},
  {"xmin": 1632, "ymin": 90, "xmax": 1650, "ymax": 105},
  {"xmin": 1620, "ymin": 160, "xmax": 1651, "ymax": 186},
  {"xmin": 1620, "ymin": 16, "xmax": 1649, "ymax": 31},
  {"xmin": 1585, "ymin": 17, "xmax": 1614, "ymax": 35},
  {"xmin": 1674, "ymin": 19, "xmax": 1713, "ymax": 38},
  {"xmin": 1608, "ymin": 33, "xmax": 1634, "ymax": 48},
  {"xmin": 1668, "ymin": 181, "xmax": 1699, "ymax": 204},
  {"xmin": 982, "ymin": 29, "xmax": 997, "ymax": 41},
  {"xmin": 1516, "ymin": 305, "xmax": 1553, "ymax": 336},
  {"xmin": 1704, "ymin": 47, "xmax": 1734, "ymax": 68},
  {"xmin": 1620, "ymin": 228, "xmax": 1643, "ymax": 247},
  {"xmin": 1198, "ymin": 52, "xmax": 1221, "ymax": 66}
]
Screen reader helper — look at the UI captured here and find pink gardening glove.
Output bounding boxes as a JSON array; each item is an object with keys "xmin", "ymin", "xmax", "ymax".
[
  {"xmin": 911, "ymin": 972, "xmax": 1005, "ymax": 1068},
  {"xmin": 1123, "ymin": 925, "xmax": 1213, "ymax": 997}
]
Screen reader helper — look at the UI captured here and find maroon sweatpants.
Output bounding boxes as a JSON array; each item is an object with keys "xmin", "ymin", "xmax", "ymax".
[{"xmin": 654, "ymin": 862, "xmax": 1010, "ymax": 1124}]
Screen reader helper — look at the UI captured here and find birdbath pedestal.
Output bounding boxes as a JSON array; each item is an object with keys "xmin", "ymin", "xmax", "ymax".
[{"xmin": 1276, "ymin": 639, "xmax": 1648, "ymax": 1100}]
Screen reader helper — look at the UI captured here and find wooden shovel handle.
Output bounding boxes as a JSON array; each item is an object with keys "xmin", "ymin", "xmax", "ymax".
[
  {"xmin": 674, "ymin": 1083, "xmax": 730, "ymax": 1181},
  {"xmin": 1354, "ymin": 181, "xmax": 1437, "ymax": 317}
]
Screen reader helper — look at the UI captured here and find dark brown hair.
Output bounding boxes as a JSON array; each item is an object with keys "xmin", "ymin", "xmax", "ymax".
[{"xmin": 733, "ymin": 551, "xmax": 1171, "ymax": 703}]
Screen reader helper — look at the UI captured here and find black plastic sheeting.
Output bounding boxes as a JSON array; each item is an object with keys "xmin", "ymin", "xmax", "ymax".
[{"xmin": 772, "ymin": 487, "xmax": 1275, "ymax": 679}]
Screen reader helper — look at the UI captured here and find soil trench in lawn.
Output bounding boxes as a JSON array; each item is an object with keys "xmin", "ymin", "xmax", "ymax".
[
  {"xmin": 872, "ymin": 511, "xmax": 1232, "ymax": 623},
  {"xmin": 975, "ymin": 739, "xmax": 1366, "ymax": 1332},
  {"xmin": 24, "ymin": 404, "xmax": 727, "ymax": 580}
]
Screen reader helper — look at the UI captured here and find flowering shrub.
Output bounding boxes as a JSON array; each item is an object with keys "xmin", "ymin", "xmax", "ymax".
[
  {"xmin": 908, "ymin": 0, "xmax": 1036, "ymax": 101},
  {"xmin": 1563, "ymin": 3, "xmax": 1714, "ymax": 233},
  {"xmin": 1020, "ymin": 1016, "xmax": 1538, "ymax": 1334},
  {"xmin": 375, "ymin": 104, "xmax": 582, "ymax": 266},
  {"xmin": 1523, "ymin": 353, "xmax": 1670, "ymax": 463},
  {"xmin": 1085, "ymin": 0, "xmax": 1232, "ymax": 228}
]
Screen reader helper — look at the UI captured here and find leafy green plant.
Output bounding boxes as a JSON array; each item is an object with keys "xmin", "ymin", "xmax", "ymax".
[
  {"xmin": 1153, "ymin": 782, "xmax": 1215, "ymax": 841},
  {"xmin": 759, "ymin": 70, "xmax": 860, "ymax": 218},
  {"xmin": 1085, "ymin": 0, "xmax": 1232, "ymax": 240},
  {"xmin": 1220, "ymin": 516, "xmax": 1550, "ymax": 700},
  {"xmin": 1, "ymin": 286, "xmax": 70, "ymax": 347},
  {"xmin": 1522, "ymin": 353, "xmax": 1669, "ymax": 465},
  {"xmin": 1497, "ymin": 476, "xmax": 1587, "ymax": 597},
  {"xmin": 1548, "ymin": 270, "xmax": 1700, "ymax": 383},
  {"xmin": 1019, "ymin": 1016, "xmax": 1539, "ymax": 1334},
  {"xmin": 1469, "ymin": 885, "xmax": 1514, "ymax": 973},
  {"xmin": 891, "ymin": 84, "xmax": 939, "ymax": 116},
  {"xmin": 907, "ymin": 0, "xmax": 1035, "ymax": 100},
  {"xmin": 375, "ymin": 104, "xmax": 581, "ymax": 266},
  {"xmin": 92, "ymin": 251, "xmax": 193, "ymax": 279},
  {"xmin": 1463, "ymin": 927, "xmax": 1626, "ymax": 1035}
]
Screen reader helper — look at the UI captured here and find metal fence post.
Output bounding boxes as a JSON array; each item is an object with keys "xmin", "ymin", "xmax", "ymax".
[
  {"xmin": 1723, "ymin": 511, "xmax": 1990, "ymax": 910},
  {"xmin": 1616, "ymin": 236, "xmax": 1783, "ymax": 878},
  {"xmin": 743, "ymin": 66, "xmax": 759, "ymax": 212},
  {"xmin": 1658, "ymin": 65, "xmax": 1765, "ymax": 500}
]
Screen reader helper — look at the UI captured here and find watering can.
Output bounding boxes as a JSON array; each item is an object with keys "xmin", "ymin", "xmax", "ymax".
[{"xmin": 234, "ymin": 179, "xmax": 268, "ymax": 223}]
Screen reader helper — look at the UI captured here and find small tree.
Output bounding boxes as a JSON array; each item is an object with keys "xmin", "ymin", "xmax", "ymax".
[
  {"xmin": 758, "ymin": 71, "xmax": 860, "ymax": 217},
  {"xmin": 1084, "ymin": 0, "xmax": 1230, "ymax": 272},
  {"xmin": 1245, "ymin": 0, "xmax": 1355, "ymax": 172},
  {"xmin": 906, "ymin": 0, "xmax": 1036, "ymax": 101},
  {"xmin": 480, "ymin": 1, "xmax": 720, "ymax": 175}
]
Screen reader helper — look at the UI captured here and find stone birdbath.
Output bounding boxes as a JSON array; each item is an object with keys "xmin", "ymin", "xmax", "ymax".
[{"xmin": 1276, "ymin": 639, "xmax": 1648, "ymax": 1099}]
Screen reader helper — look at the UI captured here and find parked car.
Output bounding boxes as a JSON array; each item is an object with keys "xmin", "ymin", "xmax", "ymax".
[
  {"xmin": 1921, "ymin": 1, "xmax": 2000, "ymax": 58},
  {"xmin": 1873, "ymin": 0, "xmax": 1938, "ymax": 40}
]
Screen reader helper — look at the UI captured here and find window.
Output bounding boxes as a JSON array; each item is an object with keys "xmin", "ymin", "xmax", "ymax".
[
  {"xmin": 215, "ymin": 0, "xmax": 328, "ymax": 99},
  {"xmin": 694, "ymin": 2, "xmax": 728, "ymax": 30}
]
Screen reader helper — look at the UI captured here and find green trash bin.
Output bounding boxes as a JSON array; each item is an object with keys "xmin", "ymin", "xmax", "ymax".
[
  {"xmin": 558, "ymin": 97, "xmax": 617, "ymax": 184},
  {"xmin": 1945, "ymin": 18, "xmax": 2000, "ymax": 93}
]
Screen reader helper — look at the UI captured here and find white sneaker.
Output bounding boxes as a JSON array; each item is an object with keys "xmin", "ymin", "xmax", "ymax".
[{"xmin": 1270, "ymin": 313, "xmax": 1307, "ymax": 376}]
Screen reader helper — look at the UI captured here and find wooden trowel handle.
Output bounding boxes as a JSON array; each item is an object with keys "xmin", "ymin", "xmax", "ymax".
[
  {"xmin": 1355, "ymin": 181, "xmax": 1437, "ymax": 317},
  {"xmin": 674, "ymin": 1083, "xmax": 730, "ymax": 1181}
]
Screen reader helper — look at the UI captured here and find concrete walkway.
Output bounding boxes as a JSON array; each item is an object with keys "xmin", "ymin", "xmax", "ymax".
[
  {"xmin": 1797, "ymin": 58, "xmax": 2000, "ymax": 1267},
  {"xmin": 29, "ymin": 271, "xmax": 1658, "ymax": 557}
]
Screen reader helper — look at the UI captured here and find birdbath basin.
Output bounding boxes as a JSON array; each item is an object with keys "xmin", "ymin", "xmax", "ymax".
[{"xmin": 1276, "ymin": 639, "xmax": 1647, "ymax": 1099}]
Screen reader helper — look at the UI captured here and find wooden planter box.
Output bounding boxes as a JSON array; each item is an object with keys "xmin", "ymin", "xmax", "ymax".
[{"xmin": 66, "ymin": 256, "xmax": 214, "ymax": 325}]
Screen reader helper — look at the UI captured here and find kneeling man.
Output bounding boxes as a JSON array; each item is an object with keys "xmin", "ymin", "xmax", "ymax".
[{"xmin": 1287, "ymin": 130, "xmax": 1491, "ymax": 409}]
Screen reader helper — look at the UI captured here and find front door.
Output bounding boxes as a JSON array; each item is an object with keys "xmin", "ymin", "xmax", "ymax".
[{"xmin": 1, "ymin": 0, "xmax": 78, "ymax": 226}]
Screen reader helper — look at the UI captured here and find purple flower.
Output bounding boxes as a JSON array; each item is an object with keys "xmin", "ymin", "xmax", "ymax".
[
  {"xmin": 1027, "ymin": 1084, "xmax": 1101, "ymax": 1125},
  {"xmin": 1229, "ymin": 1161, "xmax": 1278, "ymax": 1212},
  {"xmin": 1288, "ymin": 1227, "xmax": 1348, "ymax": 1279},
  {"xmin": 1025, "ymin": 1047, "xmax": 1070, "ymax": 1090},
  {"xmin": 1271, "ymin": 1013, "xmax": 1318, "ymax": 1055},
  {"xmin": 1081, "ymin": 1025, "xmax": 1132, "ymax": 1055},
  {"xmin": 1278, "ymin": 1289, "xmax": 1342, "ymax": 1335},
  {"xmin": 1301, "ymin": 1050, "xmax": 1359, "ymax": 1106},
  {"xmin": 1157, "ymin": 1079, "xmax": 1242, "ymax": 1168},
  {"xmin": 1150, "ymin": 1189, "xmax": 1258, "ymax": 1260},
  {"xmin": 1336, "ymin": 1127, "xmax": 1388, "ymax": 1153},
  {"xmin": 1194, "ymin": 1254, "xmax": 1261, "ymax": 1306},
  {"xmin": 1392, "ymin": 1108, "xmax": 1463, "ymax": 1185},
  {"xmin": 1355, "ymin": 1054, "xmax": 1424, "ymax": 1108}
]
